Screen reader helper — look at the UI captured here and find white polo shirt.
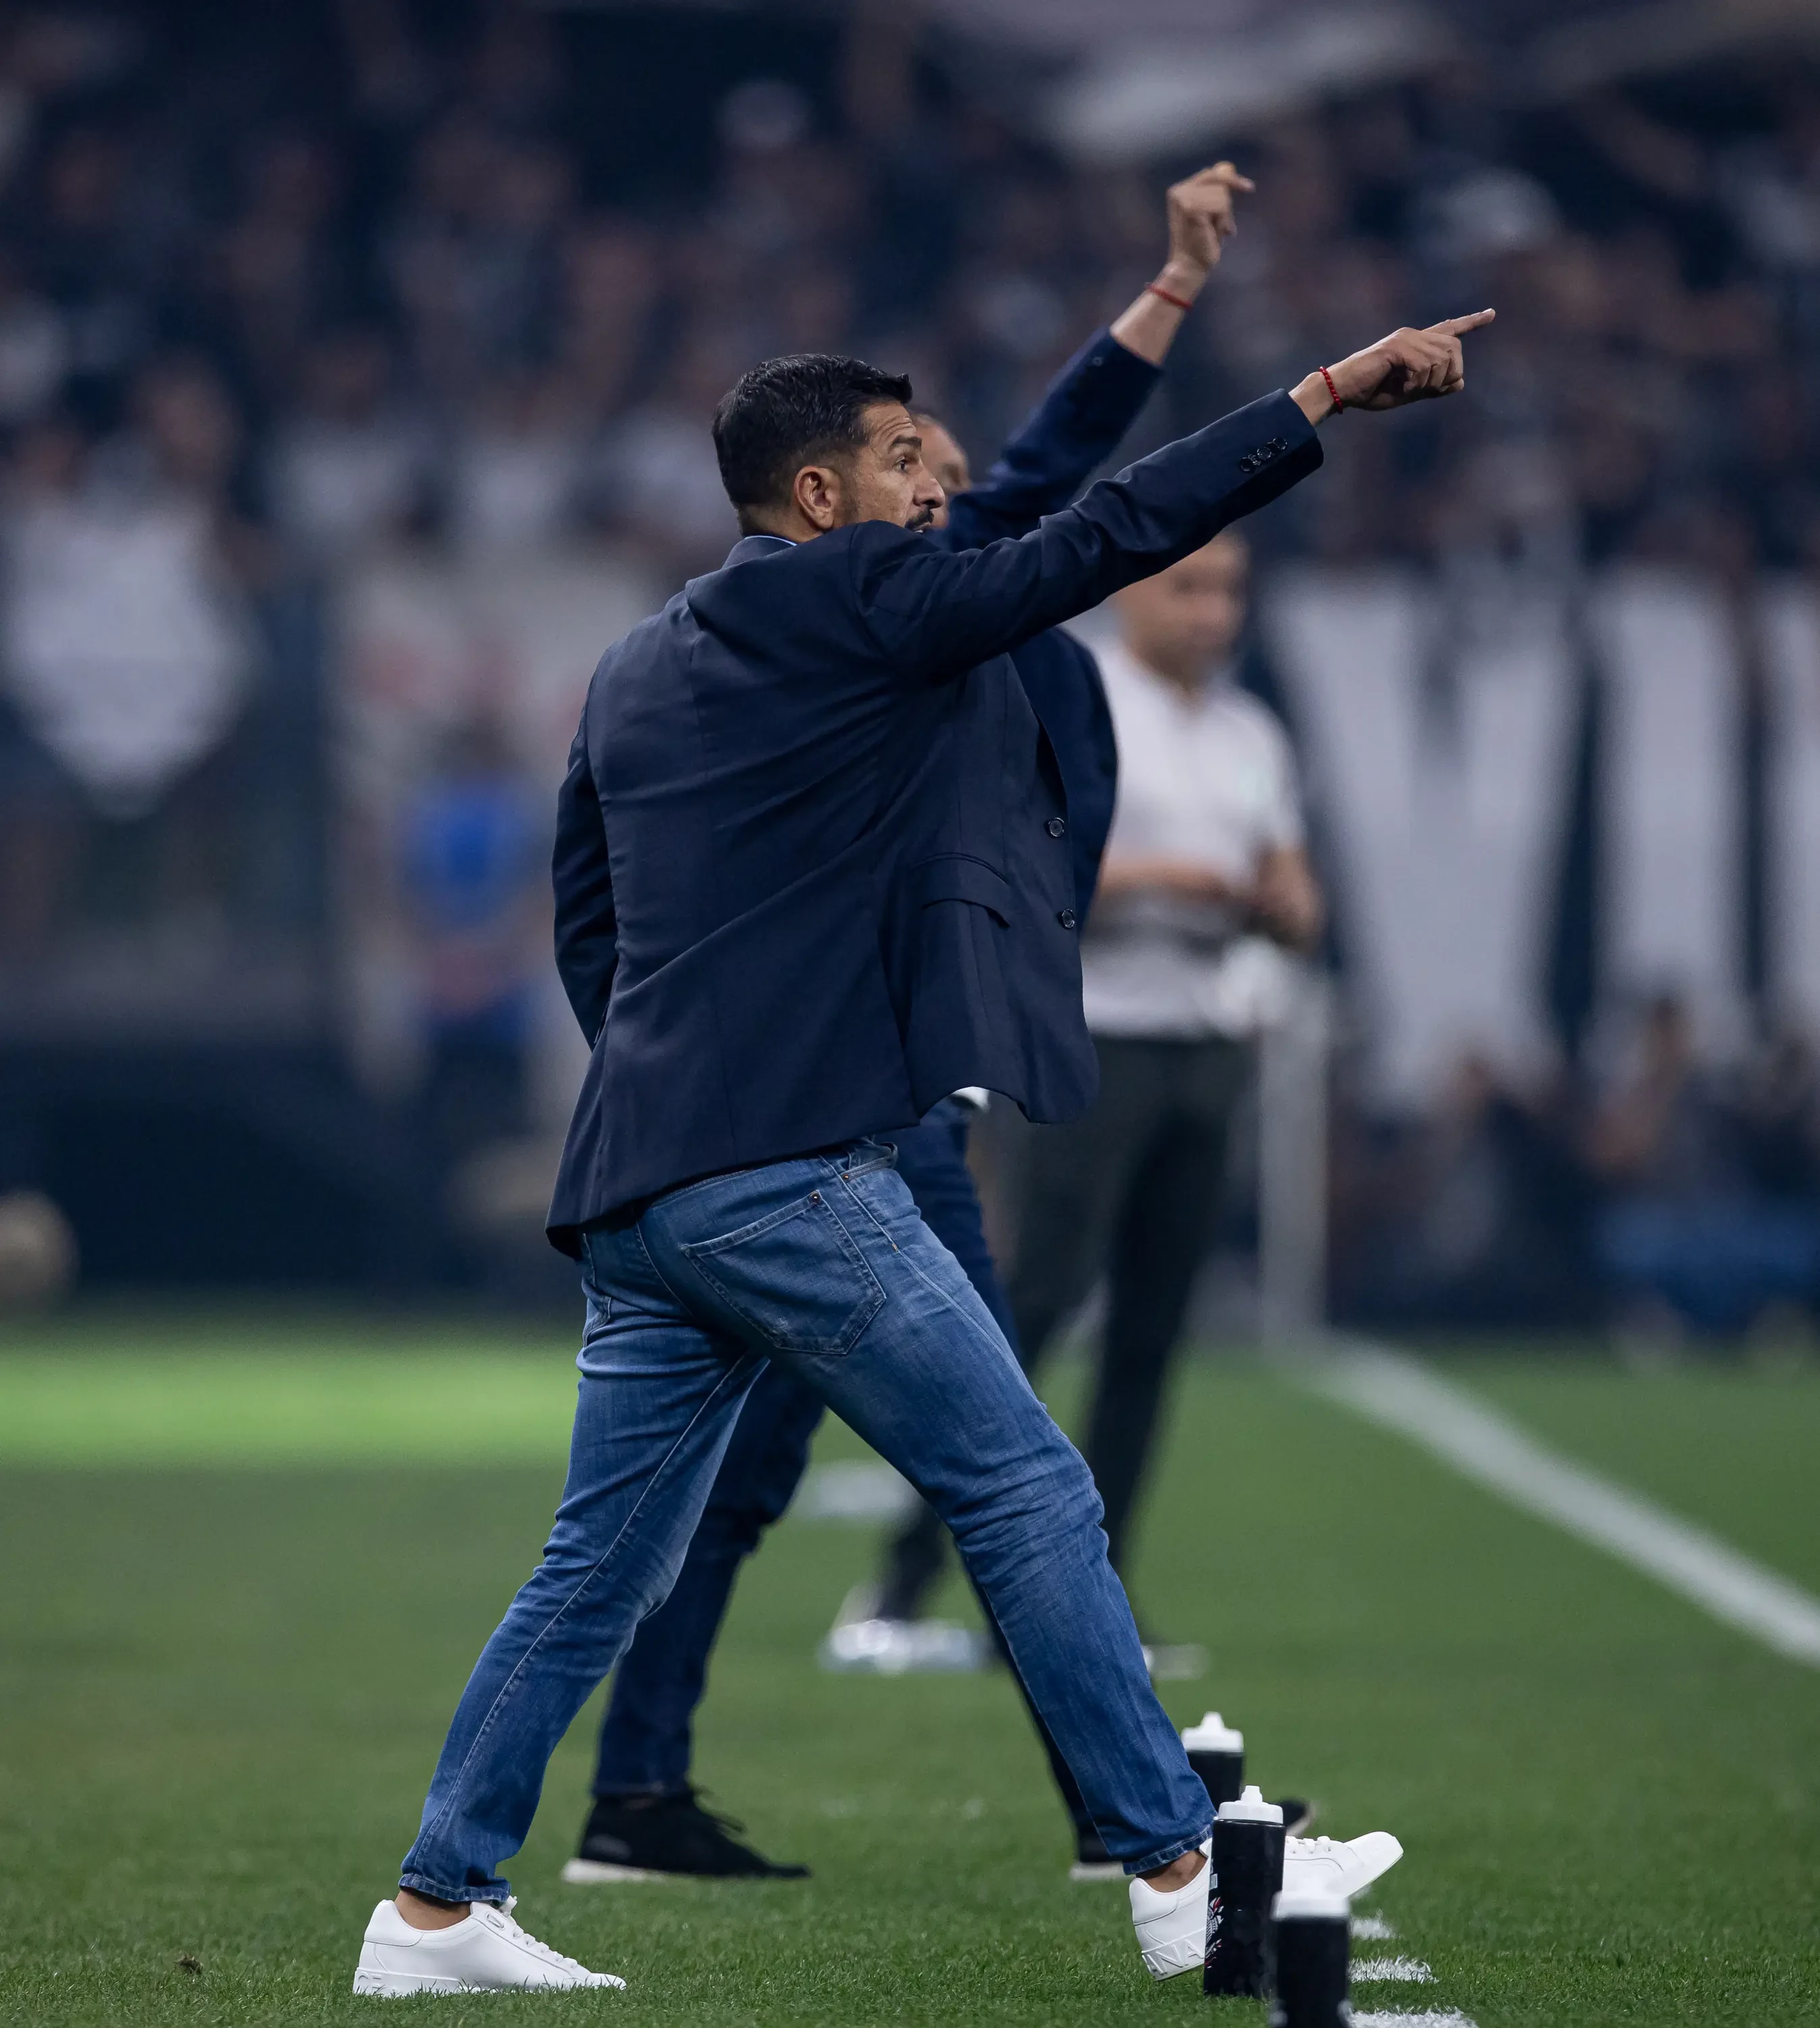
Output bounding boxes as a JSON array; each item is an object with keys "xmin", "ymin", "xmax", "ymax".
[{"xmin": 1079, "ymin": 641, "xmax": 1305, "ymax": 1041}]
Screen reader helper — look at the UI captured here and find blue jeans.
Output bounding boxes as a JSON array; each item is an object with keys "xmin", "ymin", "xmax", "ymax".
[
  {"xmin": 591, "ymin": 1098, "xmax": 1017, "ymax": 1798},
  {"xmin": 399, "ymin": 1140, "xmax": 1210, "ymax": 1900}
]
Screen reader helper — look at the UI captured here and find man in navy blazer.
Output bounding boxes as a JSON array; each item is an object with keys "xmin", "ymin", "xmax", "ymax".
[
  {"xmin": 356, "ymin": 307, "xmax": 1492, "ymax": 1996},
  {"xmin": 561, "ymin": 167, "xmax": 1248, "ymax": 1889}
]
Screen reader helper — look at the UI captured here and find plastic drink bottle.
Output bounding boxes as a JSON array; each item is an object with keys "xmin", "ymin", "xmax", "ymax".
[
  {"xmin": 1268, "ymin": 1887, "xmax": 1350, "ymax": 2027},
  {"xmin": 1180, "ymin": 1710, "xmax": 1245, "ymax": 1813},
  {"xmin": 1203, "ymin": 1785, "xmax": 1284, "ymax": 1996}
]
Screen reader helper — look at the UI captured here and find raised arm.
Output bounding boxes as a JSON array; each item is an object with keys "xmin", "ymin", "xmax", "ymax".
[
  {"xmin": 852, "ymin": 312, "xmax": 1496, "ymax": 684},
  {"xmin": 553, "ymin": 721, "xmax": 617, "ymax": 1045},
  {"xmin": 947, "ymin": 164, "xmax": 1252, "ymax": 550},
  {"xmin": 943, "ymin": 331, "xmax": 1162, "ymax": 549}
]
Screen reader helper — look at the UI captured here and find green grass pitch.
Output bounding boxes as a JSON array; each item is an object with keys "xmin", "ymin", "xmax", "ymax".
[{"xmin": 1, "ymin": 1311, "xmax": 1817, "ymax": 2026}]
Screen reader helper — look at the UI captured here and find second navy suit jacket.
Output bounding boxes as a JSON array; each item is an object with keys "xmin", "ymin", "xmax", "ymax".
[
  {"xmin": 942, "ymin": 326, "xmax": 1162, "ymax": 923},
  {"xmin": 547, "ymin": 389, "xmax": 1320, "ymax": 1250}
]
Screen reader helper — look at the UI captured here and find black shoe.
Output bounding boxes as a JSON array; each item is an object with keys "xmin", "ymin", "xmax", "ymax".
[
  {"xmin": 1273, "ymin": 1795, "xmax": 1315, "ymax": 1835},
  {"xmin": 563, "ymin": 1789, "xmax": 810, "ymax": 1881}
]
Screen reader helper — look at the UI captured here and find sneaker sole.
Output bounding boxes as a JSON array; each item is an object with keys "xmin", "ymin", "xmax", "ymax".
[
  {"xmin": 1068, "ymin": 1861, "xmax": 1126, "ymax": 1882},
  {"xmin": 353, "ymin": 1968, "xmax": 478, "ymax": 1996},
  {"xmin": 562, "ymin": 1857, "xmax": 681, "ymax": 1884},
  {"xmin": 1139, "ymin": 1936, "xmax": 1204, "ymax": 1979}
]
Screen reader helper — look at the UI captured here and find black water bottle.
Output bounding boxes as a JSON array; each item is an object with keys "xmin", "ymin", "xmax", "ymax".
[
  {"xmin": 1269, "ymin": 1889, "xmax": 1350, "ymax": 2028},
  {"xmin": 1202, "ymin": 1785, "xmax": 1284, "ymax": 1997},
  {"xmin": 1181, "ymin": 1711, "xmax": 1245, "ymax": 1814}
]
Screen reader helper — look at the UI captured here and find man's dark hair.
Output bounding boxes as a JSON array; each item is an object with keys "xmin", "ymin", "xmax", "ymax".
[{"xmin": 712, "ymin": 353, "xmax": 913, "ymax": 525}]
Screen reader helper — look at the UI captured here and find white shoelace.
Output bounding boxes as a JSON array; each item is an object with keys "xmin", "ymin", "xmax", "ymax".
[
  {"xmin": 480, "ymin": 1897, "xmax": 596, "ymax": 1977},
  {"xmin": 1286, "ymin": 1835, "xmax": 1346, "ymax": 1858}
]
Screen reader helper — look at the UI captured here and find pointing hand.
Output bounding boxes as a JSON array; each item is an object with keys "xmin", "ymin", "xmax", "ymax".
[{"xmin": 1294, "ymin": 310, "xmax": 1496, "ymax": 421}]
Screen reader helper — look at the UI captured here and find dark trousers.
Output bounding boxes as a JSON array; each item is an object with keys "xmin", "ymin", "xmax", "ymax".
[
  {"xmin": 589, "ymin": 1098, "xmax": 1075, "ymax": 1807},
  {"xmin": 879, "ymin": 1033, "xmax": 1250, "ymax": 1614}
]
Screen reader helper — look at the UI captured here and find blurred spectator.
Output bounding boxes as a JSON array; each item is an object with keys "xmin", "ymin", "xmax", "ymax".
[
  {"xmin": 211, "ymin": 132, "xmax": 351, "ymax": 402},
  {"xmin": 2, "ymin": 377, "xmax": 253, "ymax": 820},
  {"xmin": 0, "ymin": 250, "xmax": 66, "ymax": 426},
  {"xmin": 401, "ymin": 718, "xmax": 547, "ymax": 1163},
  {"xmin": 447, "ymin": 371, "xmax": 585, "ymax": 557},
  {"xmin": 1740, "ymin": 1030, "xmax": 1820, "ymax": 1204},
  {"xmin": 266, "ymin": 330, "xmax": 428, "ymax": 562},
  {"xmin": 1349, "ymin": 1053, "xmax": 1595, "ymax": 1328},
  {"xmin": 593, "ymin": 340, "xmax": 741, "ymax": 577},
  {"xmin": 1588, "ymin": 995, "xmax": 1820, "ymax": 1338}
]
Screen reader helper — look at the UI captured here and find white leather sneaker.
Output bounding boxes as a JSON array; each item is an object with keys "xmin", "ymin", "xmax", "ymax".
[
  {"xmin": 1283, "ymin": 1832, "xmax": 1402, "ymax": 1902},
  {"xmin": 1129, "ymin": 1830, "xmax": 1403, "ymax": 1982},
  {"xmin": 351, "ymin": 1896, "xmax": 626, "ymax": 1995},
  {"xmin": 1128, "ymin": 1841, "xmax": 1211, "ymax": 1979}
]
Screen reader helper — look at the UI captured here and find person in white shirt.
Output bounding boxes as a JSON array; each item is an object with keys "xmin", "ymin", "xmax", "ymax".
[{"xmin": 1006, "ymin": 528, "xmax": 1322, "ymax": 1597}]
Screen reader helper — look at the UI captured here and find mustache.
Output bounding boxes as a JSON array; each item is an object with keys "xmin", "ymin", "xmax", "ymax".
[{"xmin": 906, "ymin": 504, "xmax": 936, "ymax": 531}]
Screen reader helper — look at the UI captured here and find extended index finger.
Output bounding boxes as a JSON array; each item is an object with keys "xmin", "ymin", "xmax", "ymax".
[{"xmin": 1430, "ymin": 308, "xmax": 1496, "ymax": 336}]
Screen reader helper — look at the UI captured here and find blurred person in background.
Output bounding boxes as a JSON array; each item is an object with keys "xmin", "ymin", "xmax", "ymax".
[
  {"xmin": 1588, "ymin": 993, "xmax": 1820, "ymax": 1344},
  {"xmin": 1350, "ymin": 1051, "xmax": 1596, "ymax": 1329},
  {"xmin": 401, "ymin": 716, "xmax": 546, "ymax": 1164},
  {"xmin": 265, "ymin": 328, "xmax": 429, "ymax": 562},
  {"xmin": 869, "ymin": 529, "xmax": 1321, "ymax": 1649},
  {"xmin": 593, "ymin": 339, "xmax": 746, "ymax": 583},
  {"xmin": 1, "ymin": 360, "xmax": 259, "ymax": 954}
]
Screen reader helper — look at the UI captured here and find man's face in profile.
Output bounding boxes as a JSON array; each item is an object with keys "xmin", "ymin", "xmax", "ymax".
[{"xmin": 837, "ymin": 404, "xmax": 946, "ymax": 531}]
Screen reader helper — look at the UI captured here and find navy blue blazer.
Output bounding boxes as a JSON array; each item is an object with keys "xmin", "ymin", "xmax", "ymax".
[
  {"xmin": 943, "ymin": 327, "xmax": 1160, "ymax": 922},
  {"xmin": 547, "ymin": 389, "xmax": 1320, "ymax": 1249}
]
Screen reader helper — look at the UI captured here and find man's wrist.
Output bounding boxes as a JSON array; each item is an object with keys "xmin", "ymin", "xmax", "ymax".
[
  {"xmin": 1290, "ymin": 371, "xmax": 1336, "ymax": 425},
  {"xmin": 1154, "ymin": 258, "xmax": 1207, "ymax": 306}
]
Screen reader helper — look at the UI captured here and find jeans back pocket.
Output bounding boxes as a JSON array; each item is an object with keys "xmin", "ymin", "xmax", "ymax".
[{"xmin": 679, "ymin": 1188, "xmax": 886, "ymax": 1355}]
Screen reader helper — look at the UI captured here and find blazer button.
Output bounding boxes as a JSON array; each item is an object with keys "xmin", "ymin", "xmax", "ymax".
[
  {"xmin": 1046, "ymin": 816, "xmax": 1066, "ymax": 838},
  {"xmin": 1057, "ymin": 908, "xmax": 1077, "ymax": 930}
]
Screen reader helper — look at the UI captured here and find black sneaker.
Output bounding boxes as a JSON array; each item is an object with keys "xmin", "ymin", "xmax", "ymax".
[
  {"xmin": 562, "ymin": 1789, "xmax": 810, "ymax": 1882},
  {"xmin": 1068, "ymin": 1826, "xmax": 1125, "ymax": 1882}
]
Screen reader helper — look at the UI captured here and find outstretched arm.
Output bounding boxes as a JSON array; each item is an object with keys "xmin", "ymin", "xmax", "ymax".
[
  {"xmin": 852, "ymin": 311, "xmax": 1496, "ymax": 684},
  {"xmin": 553, "ymin": 723, "xmax": 617, "ymax": 1045},
  {"xmin": 948, "ymin": 164, "xmax": 1253, "ymax": 550}
]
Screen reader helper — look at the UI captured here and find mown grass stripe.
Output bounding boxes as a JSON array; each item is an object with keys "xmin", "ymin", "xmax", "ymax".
[{"xmin": 1302, "ymin": 1343, "xmax": 1820, "ymax": 1669}]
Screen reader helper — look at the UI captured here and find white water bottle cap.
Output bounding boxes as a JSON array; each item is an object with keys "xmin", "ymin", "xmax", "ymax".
[
  {"xmin": 1216, "ymin": 1783, "xmax": 1283, "ymax": 1825},
  {"xmin": 1272, "ymin": 1887, "xmax": 1349, "ymax": 1921},
  {"xmin": 1181, "ymin": 1711, "xmax": 1244, "ymax": 1754}
]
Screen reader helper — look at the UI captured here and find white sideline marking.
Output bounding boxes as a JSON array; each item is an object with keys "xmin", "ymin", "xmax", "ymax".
[
  {"xmin": 1302, "ymin": 1344, "xmax": 1820, "ymax": 1669},
  {"xmin": 1350, "ymin": 2014, "xmax": 1477, "ymax": 2028},
  {"xmin": 1354, "ymin": 1956, "xmax": 1435, "ymax": 1982},
  {"xmin": 1351, "ymin": 1913, "xmax": 1398, "ymax": 1940}
]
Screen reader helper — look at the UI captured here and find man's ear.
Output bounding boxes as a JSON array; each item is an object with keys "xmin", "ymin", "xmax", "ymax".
[{"xmin": 791, "ymin": 461, "xmax": 844, "ymax": 531}]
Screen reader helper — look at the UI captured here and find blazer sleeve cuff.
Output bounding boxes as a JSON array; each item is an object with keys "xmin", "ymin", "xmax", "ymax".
[{"xmin": 1089, "ymin": 327, "xmax": 1165, "ymax": 411}]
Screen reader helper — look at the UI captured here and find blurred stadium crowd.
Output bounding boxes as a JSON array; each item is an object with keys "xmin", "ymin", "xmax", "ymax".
[{"xmin": 1, "ymin": 0, "xmax": 1819, "ymax": 1336}]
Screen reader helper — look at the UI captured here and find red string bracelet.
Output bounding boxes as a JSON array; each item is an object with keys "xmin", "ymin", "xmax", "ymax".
[
  {"xmin": 1146, "ymin": 283, "xmax": 1196, "ymax": 312},
  {"xmin": 1319, "ymin": 364, "xmax": 1344, "ymax": 414}
]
